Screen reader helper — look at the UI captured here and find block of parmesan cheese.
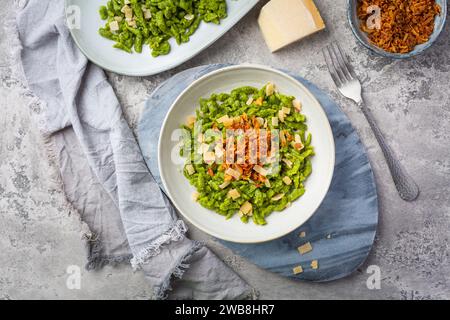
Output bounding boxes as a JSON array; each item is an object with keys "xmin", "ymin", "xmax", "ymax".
[{"xmin": 258, "ymin": 0, "xmax": 325, "ymax": 52}]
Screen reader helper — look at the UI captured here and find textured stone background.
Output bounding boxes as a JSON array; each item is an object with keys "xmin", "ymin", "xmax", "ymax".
[{"xmin": 0, "ymin": 0, "xmax": 449, "ymax": 299}]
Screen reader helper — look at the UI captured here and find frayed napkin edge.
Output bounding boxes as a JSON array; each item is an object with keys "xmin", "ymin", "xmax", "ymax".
[
  {"xmin": 130, "ymin": 220, "xmax": 188, "ymax": 270},
  {"xmin": 155, "ymin": 240, "xmax": 204, "ymax": 300}
]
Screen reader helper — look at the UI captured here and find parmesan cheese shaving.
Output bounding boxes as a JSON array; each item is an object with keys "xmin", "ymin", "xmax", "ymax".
[
  {"xmin": 219, "ymin": 181, "xmax": 231, "ymax": 189},
  {"xmin": 282, "ymin": 176, "xmax": 292, "ymax": 185},
  {"xmin": 144, "ymin": 9, "xmax": 152, "ymax": 20},
  {"xmin": 293, "ymin": 99, "xmax": 302, "ymax": 112},
  {"xmin": 217, "ymin": 115, "xmax": 233, "ymax": 127},
  {"xmin": 271, "ymin": 193, "xmax": 285, "ymax": 201},
  {"xmin": 293, "ymin": 265, "xmax": 303, "ymax": 274},
  {"xmin": 272, "ymin": 117, "xmax": 279, "ymax": 127},
  {"xmin": 240, "ymin": 201, "xmax": 253, "ymax": 215},
  {"xmin": 225, "ymin": 168, "xmax": 241, "ymax": 180},
  {"xmin": 297, "ymin": 242, "xmax": 313, "ymax": 255},
  {"xmin": 203, "ymin": 151, "xmax": 216, "ymax": 164},
  {"xmin": 282, "ymin": 106, "xmax": 291, "ymax": 115},
  {"xmin": 109, "ymin": 20, "xmax": 119, "ymax": 32},
  {"xmin": 265, "ymin": 82, "xmax": 275, "ymax": 96},
  {"xmin": 227, "ymin": 189, "xmax": 241, "ymax": 200},
  {"xmin": 184, "ymin": 13, "xmax": 194, "ymax": 20},
  {"xmin": 278, "ymin": 109, "xmax": 285, "ymax": 122},
  {"xmin": 186, "ymin": 115, "xmax": 196, "ymax": 128},
  {"xmin": 292, "ymin": 141, "xmax": 304, "ymax": 151},
  {"xmin": 282, "ymin": 158, "xmax": 293, "ymax": 168},
  {"xmin": 253, "ymin": 165, "xmax": 268, "ymax": 176},
  {"xmin": 186, "ymin": 164, "xmax": 195, "ymax": 175}
]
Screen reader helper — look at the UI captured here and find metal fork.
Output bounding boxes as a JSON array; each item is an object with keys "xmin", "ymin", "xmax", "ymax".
[{"xmin": 323, "ymin": 42, "xmax": 419, "ymax": 201}]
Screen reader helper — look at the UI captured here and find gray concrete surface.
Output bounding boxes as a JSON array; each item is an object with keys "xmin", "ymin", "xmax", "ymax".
[{"xmin": 0, "ymin": 0, "xmax": 449, "ymax": 300}]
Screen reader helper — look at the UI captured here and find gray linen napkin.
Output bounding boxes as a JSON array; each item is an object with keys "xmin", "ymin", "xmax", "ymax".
[{"xmin": 10, "ymin": 0, "xmax": 252, "ymax": 299}]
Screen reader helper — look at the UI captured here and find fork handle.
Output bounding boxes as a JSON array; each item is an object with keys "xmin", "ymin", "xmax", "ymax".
[{"xmin": 358, "ymin": 100, "xmax": 419, "ymax": 201}]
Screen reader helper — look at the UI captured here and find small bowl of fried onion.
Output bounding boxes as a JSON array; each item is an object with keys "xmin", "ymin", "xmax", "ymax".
[{"xmin": 348, "ymin": 0, "xmax": 447, "ymax": 58}]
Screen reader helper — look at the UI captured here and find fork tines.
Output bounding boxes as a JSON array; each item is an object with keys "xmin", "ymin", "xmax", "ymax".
[{"xmin": 322, "ymin": 42, "xmax": 357, "ymax": 87}]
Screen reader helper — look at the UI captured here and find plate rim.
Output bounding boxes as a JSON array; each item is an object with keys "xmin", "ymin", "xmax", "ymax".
[
  {"xmin": 158, "ymin": 64, "xmax": 336, "ymax": 243},
  {"xmin": 64, "ymin": 0, "xmax": 260, "ymax": 76}
]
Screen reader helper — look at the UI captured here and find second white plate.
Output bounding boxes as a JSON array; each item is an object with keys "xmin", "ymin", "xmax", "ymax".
[{"xmin": 65, "ymin": 0, "xmax": 259, "ymax": 76}]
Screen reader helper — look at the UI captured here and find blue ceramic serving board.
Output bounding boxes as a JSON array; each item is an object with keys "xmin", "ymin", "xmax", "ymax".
[{"xmin": 137, "ymin": 64, "xmax": 378, "ymax": 282}]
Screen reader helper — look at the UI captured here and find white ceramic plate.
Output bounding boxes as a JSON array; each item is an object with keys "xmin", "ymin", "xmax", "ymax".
[
  {"xmin": 65, "ymin": 0, "xmax": 259, "ymax": 76},
  {"xmin": 159, "ymin": 65, "xmax": 335, "ymax": 243}
]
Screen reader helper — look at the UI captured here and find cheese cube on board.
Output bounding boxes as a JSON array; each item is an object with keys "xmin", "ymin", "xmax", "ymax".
[{"xmin": 258, "ymin": 0, "xmax": 325, "ymax": 52}]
